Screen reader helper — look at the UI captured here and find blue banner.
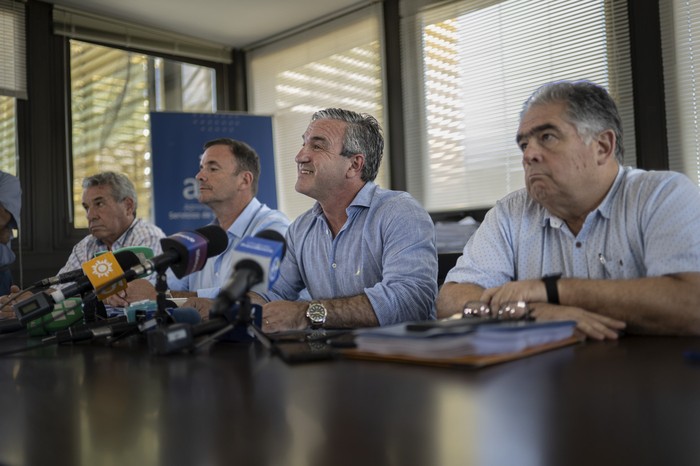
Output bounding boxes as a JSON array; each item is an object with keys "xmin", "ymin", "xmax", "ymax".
[{"xmin": 150, "ymin": 112, "xmax": 277, "ymax": 234}]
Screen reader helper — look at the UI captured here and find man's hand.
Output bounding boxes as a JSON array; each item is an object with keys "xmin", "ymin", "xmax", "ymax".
[
  {"xmin": 0, "ymin": 285, "xmax": 32, "ymax": 319},
  {"xmin": 262, "ymin": 300, "xmax": 309, "ymax": 333},
  {"xmin": 481, "ymin": 279, "xmax": 547, "ymax": 307},
  {"xmin": 530, "ymin": 303, "xmax": 626, "ymax": 341},
  {"xmin": 181, "ymin": 297, "xmax": 214, "ymax": 320},
  {"xmin": 103, "ymin": 279, "xmax": 156, "ymax": 308}
]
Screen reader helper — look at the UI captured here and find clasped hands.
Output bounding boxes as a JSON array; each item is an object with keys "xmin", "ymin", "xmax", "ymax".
[{"xmin": 481, "ymin": 279, "xmax": 625, "ymax": 341}]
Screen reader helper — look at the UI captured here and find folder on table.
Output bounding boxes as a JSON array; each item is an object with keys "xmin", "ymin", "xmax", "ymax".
[{"xmin": 342, "ymin": 319, "xmax": 582, "ymax": 368}]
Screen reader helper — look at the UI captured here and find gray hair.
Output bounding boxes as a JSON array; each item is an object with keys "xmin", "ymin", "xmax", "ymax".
[
  {"xmin": 203, "ymin": 138, "xmax": 261, "ymax": 196},
  {"xmin": 521, "ymin": 80, "xmax": 624, "ymax": 164},
  {"xmin": 311, "ymin": 108, "xmax": 384, "ymax": 182},
  {"xmin": 82, "ymin": 171, "xmax": 138, "ymax": 214}
]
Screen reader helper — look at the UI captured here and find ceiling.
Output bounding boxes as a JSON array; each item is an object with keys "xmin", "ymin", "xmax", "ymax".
[{"xmin": 45, "ymin": 0, "xmax": 367, "ymax": 49}]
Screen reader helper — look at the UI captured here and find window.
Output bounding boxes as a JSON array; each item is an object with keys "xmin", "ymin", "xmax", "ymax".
[
  {"xmin": 0, "ymin": 0, "xmax": 25, "ymax": 176},
  {"xmin": 0, "ymin": 0, "xmax": 26, "ymax": 100},
  {"xmin": 247, "ymin": 4, "xmax": 387, "ymax": 220},
  {"xmin": 0, "ymin": 96, "xmax": 16, "ymax": 175},
  {"xmin": 660, "ymin": 0, "xmax": 700, "ymax": 185},
  {"xmin": 402, "ymin": 0, "xmax": 635, "ymax": 212},
  {"xmin": 69, "ymin": 40, "xmax": 216, "ymax": 228}
]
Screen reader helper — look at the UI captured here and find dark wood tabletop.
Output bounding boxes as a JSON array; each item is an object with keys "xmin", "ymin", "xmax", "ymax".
[{"xmin": 0, "ymin": 331, "xmax": 699, "ymax": 466}]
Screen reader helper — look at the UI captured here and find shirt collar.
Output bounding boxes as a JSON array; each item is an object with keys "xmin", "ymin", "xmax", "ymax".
[
  {"xmin": 97, "ymin": 218, "xmax": 140, "ymax": 249},
  {"xmin": 311, "ymin": 181, "xmax": 375, "ymax": 218},
  {"xmin": 595, "ymin": 165, "xmax": 625, "ymax": 220},
  {"xmin": 220, "ymin": 197, "xmax": 262, "ymax": 239},
  {"xmin": 541, "ymin": 165, "xmax": 624, "ymax": 228}
]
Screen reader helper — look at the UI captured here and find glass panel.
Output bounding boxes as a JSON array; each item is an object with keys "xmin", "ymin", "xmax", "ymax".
[
  {"xmin": 0, "ymin": 95, "xmax": 16, "ymax": 175},
  {"xmin": 661, "ymin": 0, "xmax": 700, "ymax": 185},
  {"xmin": 404, "ymin": 0, "xmax": 634, "ymax": 211},
  {"xmin": 248, "ymin": 5, "xmax": 386, "ymax": 220},
  {"xmin": 70, "ymin": 40, "xmax": 216, "ymax": 228}
]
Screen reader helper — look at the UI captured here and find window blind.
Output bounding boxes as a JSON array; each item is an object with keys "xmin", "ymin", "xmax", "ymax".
[
  {"xmin": 53, "ymin": 6, "xmax": 232, "ymax": 64},
  {"xmin": 402, "ymin": 0, "xmax": 635, "ymax": 212},
  {"xmin": 247, "ymin": 4, "xmax": 387, "ymax": 220},
  {"xmin": 0, "ymin": 0, "xmax": 26, "ymax": 99},
  {"xmin": 660, "ymin": 0, "xmax": 700, "ymax": 185}
]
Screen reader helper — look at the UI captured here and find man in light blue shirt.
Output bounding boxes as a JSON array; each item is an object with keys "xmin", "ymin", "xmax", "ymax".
[
  {"xmin": 115, "ymin": 138, "xmax": 290, "ymax": 314},
  {"xmin": 437, "ymin": 81, "xmax": 700, "ymax": 339},
  {"xmin": 256, "ymin": 108, "xmax": 438, "ymax": 332}
]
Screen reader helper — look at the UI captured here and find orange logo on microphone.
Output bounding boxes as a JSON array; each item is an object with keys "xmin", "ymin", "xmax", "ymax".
[{"xmin": 82, "ymin": 252, "xmax": 126, "ymax": 300}]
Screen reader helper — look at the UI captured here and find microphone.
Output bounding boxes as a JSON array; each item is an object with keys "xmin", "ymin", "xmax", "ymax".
[
  {"xmin": 12, "ymin": 250, "xmax": 141, "ymax": 325},
  {"xmin": 95, "ymin": 246, "xmax": 155, "ymax": 279},
  {"xmin": 26, "ymin": 298, "xmax": 84, "ymax": 337},
  {"xmin": 213, "ymin": 230, "xmax": 286, "ymax": 313},
  {"xmin": 31, "ymin": 269, "xmax": 85, "ymax": 288},
  {"xmin": 48, "ymin": 307, "xmax": 203, "ymax": 344},
  {"xmin": 147, "ymin": 304, "xmax": 264, "ymax": 355},
  {"xmin": 31, "ymin": 246, "xmax": 155, "ymax": 289},
  {"xmin": 123, "ymin": 225, "xmax": 228, "ymax": 280}
]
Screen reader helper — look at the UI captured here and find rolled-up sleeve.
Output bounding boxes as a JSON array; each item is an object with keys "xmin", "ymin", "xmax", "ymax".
[{"xmin": 365, "ymin": 197, "xmax": 438, "ymax": 324}]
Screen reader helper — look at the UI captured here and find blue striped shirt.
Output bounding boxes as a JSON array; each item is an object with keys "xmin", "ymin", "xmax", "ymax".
[
  {"xmin": 445, "ymin": 166, "xmax": 700, "ymax": 287},
  {"xmin": 264, "ymin": 182, "xmax": 438, "ymax": 324}
]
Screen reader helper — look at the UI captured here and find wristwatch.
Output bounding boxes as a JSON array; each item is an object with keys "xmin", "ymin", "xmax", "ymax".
[
  {"xmin": 306, "ymin": 302, "xmax": 327, "ymax": 329},
  {"xmin": 542, "ymin": 273, "xmax": 562, "ymax": 304}
]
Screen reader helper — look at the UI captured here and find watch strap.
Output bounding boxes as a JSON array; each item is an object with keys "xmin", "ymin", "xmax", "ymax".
[{"xmin": 542, "ymin": 274, "xmax": 562, "ymax": 305}]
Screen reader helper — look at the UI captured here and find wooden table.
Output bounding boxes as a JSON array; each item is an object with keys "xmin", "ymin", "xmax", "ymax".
[{"xmin": 0, "ymin": 331, "xmax": 699, "ymax": 466}]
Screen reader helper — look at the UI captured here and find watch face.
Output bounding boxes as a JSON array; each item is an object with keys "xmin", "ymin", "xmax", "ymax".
[{"xmin": 307, "ymin": 303, "xmax": 327, "ymax": 324}]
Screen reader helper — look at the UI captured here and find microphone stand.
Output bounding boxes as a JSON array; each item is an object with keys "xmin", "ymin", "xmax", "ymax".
[
  {"xmin": 153, "ymin": 268, "xmax": 172, "ymax": 326},
  {"xmin": 81, "ymin": 291, "xmax": 98, "ymax": 324},
  {"xmin": 191, "ymin": 294, "xmax": 270, "ymax": 351}
]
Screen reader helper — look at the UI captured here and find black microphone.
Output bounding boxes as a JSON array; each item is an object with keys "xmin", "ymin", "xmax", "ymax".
[
  {"xmin": 12, "ymin": 250, "xmax": 142, "ymax": 325},
  {"xmin": 31, "ymin": 269, "xmax": 85, "ymax": 288},
  {"xmin": 213, "ymin": 229, "xmax": 287, "ymax": 314},
  {"xmin": 147, "ymin": 318, "xmax": 229, "ymax": 355},
  {"xmin": 32, "ymin": 246, "xmax": 158, "ymax": 291},
  {"xmin": 49, "ymin": 307, "xmax": 203, "ymax": 344},
  {"xmin": 51, "ymin": 320, "xmax": 141, "ymax": 344},
  {"xmin": 123, "ymin": 225, "xmax": 228, "ymax": 280}
]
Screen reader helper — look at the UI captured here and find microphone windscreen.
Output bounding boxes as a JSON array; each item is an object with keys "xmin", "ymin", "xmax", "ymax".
[
  {"xmin": 114, "ymin": 250, "xmax": 142, "ymax": 270},
  {"xmin": 254, "ymin": 229, "xmax": 287, "ymax": 259},
  {"xmin": 195, "ymin": 225, "xmax": 228, "ymax": 257},
  {"xmin": 169, "ymin": 307, "xmax": 202, "ymax": 325}
]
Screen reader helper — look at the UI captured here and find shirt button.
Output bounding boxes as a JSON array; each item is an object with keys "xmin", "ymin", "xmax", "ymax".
[
  {"xmin": 332, "ymin": 263, "xmax": 337, "ymax": 269},
  {"xmin": 575, "ymin": 242, "xmax": 582, "ymax": 248}
]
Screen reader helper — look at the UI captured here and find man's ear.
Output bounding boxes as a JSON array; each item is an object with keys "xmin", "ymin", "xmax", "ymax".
[
  {"xmin": 238, "ymin": 171, "xmax": 254, "ymax": 191},
  {"xmin": 123, "ymin": 196, "xmax": 136, "ymax": 217},
  {"xmin": 347, "ymin": 154, "xmax": 365, "ymax": 179},
  {"xmin": 595, "ymin": 129, "xmax": 616, "ymax": 165}
]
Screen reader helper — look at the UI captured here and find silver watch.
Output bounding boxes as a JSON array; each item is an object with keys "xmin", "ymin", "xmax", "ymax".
[{"xmin": 306, "ymin": 302, "xmax": 327, "ymax": 329}]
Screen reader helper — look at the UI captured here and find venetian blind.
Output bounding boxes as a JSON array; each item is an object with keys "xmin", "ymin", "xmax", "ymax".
[
  {"xmin": 402, "ymin": 0, "xmax": 635, "ymax": 212},
  {"xmin": 246, "ymin": 3, "xmax": 387, "ymax": 220},
  {"xmin": 0, "ymin": 0, "xmax": 26, "ymax": 99},
  {"xmin": 660, "ymin": 0, "xmax": 700, "ymax": 185},
  {"xmin": 53, "ymin": 6, "xmax": 231, "ymax": 64}
]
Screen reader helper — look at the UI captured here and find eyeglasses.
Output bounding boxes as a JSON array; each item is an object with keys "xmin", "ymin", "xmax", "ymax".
[{"xmin": 462, "ymin": 300, "xmax": 531, "ymax": 321}]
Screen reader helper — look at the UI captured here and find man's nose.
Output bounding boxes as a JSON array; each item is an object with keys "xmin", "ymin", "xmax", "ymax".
[{"xmin": 522, "ymin": 142, "xmax": 540, "ymax": 164}]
